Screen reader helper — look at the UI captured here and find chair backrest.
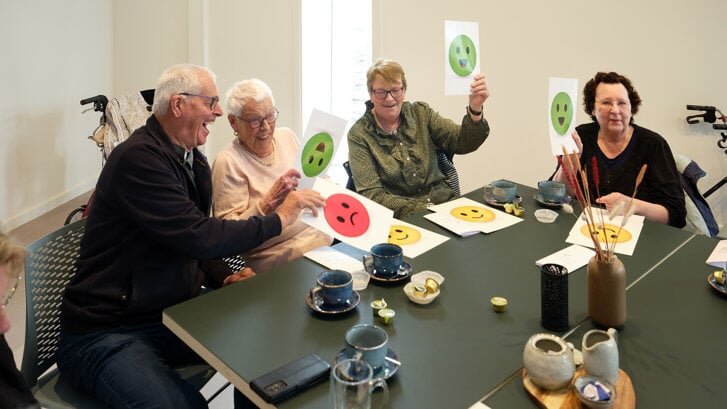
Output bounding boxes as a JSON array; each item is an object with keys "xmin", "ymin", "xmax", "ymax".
[
  {"xmin": 344, "ymin": 151, "xmax": 460, "ymax": 196},
  {"xmin": 343, "ymin": 161, "xmax": 356, "ymax": 191},
  {"xmin": 223, "ymin": 254, "xmax": 246, "ymax": 272},
  {"xmin": 436, "ymin": 150, "xmax": 460, "ymax": 197},
  {"xmin": 673, "ymin": 153, "xmax": 719, "ymax": 237},
  {"xmin": 21, "ymin": 218, "xmax": 86, "ymax": 386}
]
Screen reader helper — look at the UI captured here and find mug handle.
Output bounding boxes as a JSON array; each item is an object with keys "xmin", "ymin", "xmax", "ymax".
[
  {"xmin": 397, "ymin": 263, "xmax": 408, "ymax": 276},
  {"xmin": 483, "ymin": 184, "xmax": 493, "ymax": 196},
  {"xmin": 362, "ymin": 254, "xmax": 373, "ymax": 272},
  {"xmin": 309, "ymin": 286, "xmax": 320, "ymax": 302},
  {"xmin": 371, "ymin": 379, "xmax": 389, "ymax": 409}
]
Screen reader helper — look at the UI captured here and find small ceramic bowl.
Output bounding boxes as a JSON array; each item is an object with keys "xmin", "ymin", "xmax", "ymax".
[
  {"xmin": 534, "ymin": 209, "xmax": 558, "ymax": 223},
  {"xmin": 573, "ymin": 375, "xmax": 616, "ymax": 409},
  {"xmin": 403, "ymin": 282, "xmax": 439, "ymax": 304},
  {"xmin": 351, "ymin": 270, "xmax": 370, "ymax": 291}
]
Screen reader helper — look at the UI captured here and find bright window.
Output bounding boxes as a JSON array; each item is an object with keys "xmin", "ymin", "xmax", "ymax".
[{"xmin": 301, "ymin": 0, "xmax": 372, "ymax": 186}]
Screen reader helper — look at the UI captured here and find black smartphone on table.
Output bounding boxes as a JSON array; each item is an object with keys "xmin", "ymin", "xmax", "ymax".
[{"xmin": 250, "ymin": 353, "xmax": 330, "ymax": 403}]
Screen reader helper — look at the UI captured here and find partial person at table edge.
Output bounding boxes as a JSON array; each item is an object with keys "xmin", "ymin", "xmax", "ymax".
[
  {"xmin": 212, "ymin": 78, "xmax": 332, "ymax": 273},
  {"xmin": 347, "ymin": 58, "xmax": 491, "ymax": 218},
  {"xmin": 552, "ymin": 71, "xmax": 686, "ymax": 228},
  {"xmin": 56, "ymin": 64, "xmax": 324, "ymax": 409},
  {"xmin": 1, "ymin": 232, "xmax": 41, "ymax": 409}
]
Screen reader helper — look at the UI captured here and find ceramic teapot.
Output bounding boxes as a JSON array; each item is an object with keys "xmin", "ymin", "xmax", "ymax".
[
  {"xmin": 582, "ymin": 327, "xmax": 619, "ymax": 385},
  {"xmin": 523, "ymin": 333, "xmax": 575, "ymax": 390}
]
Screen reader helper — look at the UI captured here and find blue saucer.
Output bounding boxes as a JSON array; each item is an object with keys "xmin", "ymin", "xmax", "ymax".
[
  {"xmin": 306, "ymin": 291, "xmax": 360, "ymax": 314},
  {"xmin": 484, "ymin": 194, "xmax": 521, "ymax": 208},
  {"xmin": 708, "ymin": 273, "xmax": 727, "ymax": 297},
  {"xmin": 364, "ymin": 260, "xmax": 412, "ymax": 284},
  {"xmin": 534, "ymin": 193, "xmax": 572, "ymax": 209},
  {"xmin": 333, "ymin": 348, "xmax": 400, "ymax": 381}
]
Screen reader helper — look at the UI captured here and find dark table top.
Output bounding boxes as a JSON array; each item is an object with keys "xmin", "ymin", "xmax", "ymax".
[
  {"xmin": 163, "ymin": 183, "xmax": 703, "ymax": 408},
  {"xmin": 483, "ymin": 232, "xmax": 727, "ymax": 408}
]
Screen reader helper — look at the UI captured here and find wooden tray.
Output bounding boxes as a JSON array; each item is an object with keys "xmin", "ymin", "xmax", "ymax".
[{"xmin": 523, "ymin": 368, "xmax": 635, "ymax": 409}]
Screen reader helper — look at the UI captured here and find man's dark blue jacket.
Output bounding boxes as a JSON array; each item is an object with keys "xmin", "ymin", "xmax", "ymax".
[{"xmin": 61, "ymin": 115, "xmax": 282, "ymax": 333}]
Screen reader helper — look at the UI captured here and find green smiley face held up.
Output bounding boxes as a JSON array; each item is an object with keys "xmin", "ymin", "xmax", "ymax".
[
  {"xmin": 448, "ymin": 34, "xmax": 477, "ymax": 77},
  {"xmin": 301, "ymin": 132, "xmax": 334, "ymax": 177},
  {"xmin": 550, "ymin": 92, "xmax": 574, "ymax": 135}
]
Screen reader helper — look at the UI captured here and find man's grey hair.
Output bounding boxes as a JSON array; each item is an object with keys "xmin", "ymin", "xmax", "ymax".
[
  {"xmin": 224, "ymin": 78, "xmax": 275, "ymax": 118},
  {"xmin": 152, "ymin": 64, "xmax": 217, "ymax": 116}
]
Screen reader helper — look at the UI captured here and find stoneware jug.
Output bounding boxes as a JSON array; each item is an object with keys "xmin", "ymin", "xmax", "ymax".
[
  {"xmin": 582, "ymin": 327, "xmax": 619, "ymax": 386},
  {"xmin": 523, "ymin": 333, "xmax": 575, "ymax": 390}
]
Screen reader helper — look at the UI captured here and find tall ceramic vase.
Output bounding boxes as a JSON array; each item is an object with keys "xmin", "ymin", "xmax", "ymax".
[{"xmin": 587, "ymin": 255, "xmax": 626, "ymax": 328}]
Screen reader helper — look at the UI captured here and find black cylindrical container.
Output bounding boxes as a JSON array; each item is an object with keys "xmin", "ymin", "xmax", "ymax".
[{"xmin": 540, "ymin": 263, "xmax": 569, "ymax": 331}]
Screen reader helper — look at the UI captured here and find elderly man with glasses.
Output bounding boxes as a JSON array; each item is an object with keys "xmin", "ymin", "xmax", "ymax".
[
  {"xmin": 56, "ymin": 64, "xmax": 325, "ymax": 409},
  {"xmin": 347, "ymin": 58, "xmax": 491, "ymax": 218}
]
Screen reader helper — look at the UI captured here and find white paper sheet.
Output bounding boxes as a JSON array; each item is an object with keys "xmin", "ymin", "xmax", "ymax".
[
  {"xmin": 388, "ymin": 219, "xmax": 450, "ymax": 258},
  {"xmin": 706, "ymin": 239, "xmax": 727, "ymax": 269},
  {"xmin": 425, "ymin": 197, "xmax": 523, "ymax": 235},
  {"xmin": 536, "ymin": 244, "xmax": 595, "ymax": 273},
  {"xmin": 304, "ymin": 246, "xmax": 362, "ymax": 272},
  {"xmin": 295, "ymin": 109, "xmax": 348, "ymax": 190},
  {"xmin": 301, "ymin": 177, "xmax": 393, "ymax": 252},
  {"xmin": 548, "ymin": 77, "xmax": 579, "ymax": 155},
  {"xmin": 444, "ymin": 20, "xmax": 480, "ymax": 95},
  {"xmin": 565, "ymin": 208, "xmax": 644, "ymax": 256}
]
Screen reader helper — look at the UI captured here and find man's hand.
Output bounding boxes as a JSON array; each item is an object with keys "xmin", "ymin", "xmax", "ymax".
[
  {"xmin": 223, "ymin": 267, "xmax": 256, "ymax": 286},
  {"xmin": 275, "ymin": 189, "xmax": 325, "ymax": 228}
]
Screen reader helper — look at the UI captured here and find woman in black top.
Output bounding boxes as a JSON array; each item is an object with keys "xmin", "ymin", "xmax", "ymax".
[{"xmin": 554, "ymin": 72, "xmax": 686, "ymax": 228}]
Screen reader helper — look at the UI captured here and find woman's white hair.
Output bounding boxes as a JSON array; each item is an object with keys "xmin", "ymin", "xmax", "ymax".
[
  {"xmin": 224, "ymin": 78, "xmax": 275, "ymax": 117},
  {"xmin": 152, "ymin": 64, "xmax": 217, "ymax": 116}
]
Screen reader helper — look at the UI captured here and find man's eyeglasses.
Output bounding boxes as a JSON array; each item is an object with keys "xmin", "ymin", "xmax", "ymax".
[
  {"xmin": 596, "ymin": 99, "xmax": 630, "ymax": 112},
  {"xmin": 1, "ymin": 273, "xmax": 20, "ymax": 309},
  {"xmin": 180, "ymin": 92, "xmax": 219, "ymax": 110},
  {"xmin": 237, "ymin": 108, "xmax": 279, "ymax": 129},
  {"xmin": 371, "ymin": 88, "xmax": 404, "ymax": 100}
]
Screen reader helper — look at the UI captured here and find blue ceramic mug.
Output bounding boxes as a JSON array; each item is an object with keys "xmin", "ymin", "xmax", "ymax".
[
  {"xmin": 310, "ymin": 269, "xmax": 353, "ymax": 307},
  {"xmin": 344, "ymin": 324, "xmax": 389, "ymax": 372},
  {"xmin": 538, "ymin": 180, "xmax": 566, "ymax": 203},
  {"xmin": 363, "ymin": 243, "xmax": 404, "ymax": 278},
  {"xmin": 483, "ymin": 180, "xmax": 517, "ymax": 202}
]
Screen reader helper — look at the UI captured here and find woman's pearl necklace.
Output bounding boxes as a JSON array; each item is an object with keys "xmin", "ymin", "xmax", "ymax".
[{"xmin": 239, "ymin": 138, "xmax": 276, "ymax": 167}]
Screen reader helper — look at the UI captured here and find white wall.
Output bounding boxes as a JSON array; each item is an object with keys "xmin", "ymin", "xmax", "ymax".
[
  {"xmin": 0, "ymin": 0, "xmax": 112, "ymax": 231},
  {"xmin": 3, "ymin": 0, "xmax": 725, "ymax": 231},
  {"xmin": 373, "ymin": 0, "xmax": 726, "ymax": 227}
]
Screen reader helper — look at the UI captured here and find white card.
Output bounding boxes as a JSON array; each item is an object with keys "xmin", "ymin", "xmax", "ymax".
[
  {"xmin": 536, "ymin": 244, "xmax": 595, "ymax": 274},
  {"xmin": 301, "ymin": 177, "xmax": 393, "ymax": 252},
  {"xmin": 565, "ymin": 208, "xmax": 644, "ymax": 256},
  {"xmin": 548, "ymin": 77, "xmax": 579, "ymax": 155},
  {"xmin": 426, "ymin": 197, "xmax": 523, "ymax": 234},
  {"xmin": 295, "ymin": 109, "xmax": 348, "ymax": 190},
  {"xmin": 387, "ymin": 219, "xmax": 450, "ymax": 258},
  {"xmin": 706, "ymin": 239, "xmax": 727, "ymax": 269},
  {"xmin": 304, "ymin": 246, "xmax": 362, "ymax": 272}
]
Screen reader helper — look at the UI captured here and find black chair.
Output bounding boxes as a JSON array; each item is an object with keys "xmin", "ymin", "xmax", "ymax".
[
  {"xmin": 343, "ymin": 161, "xmax": 356, "ymax": 191},
  {"xmin": 343, "ymin": 150, "xmax": 461, "ymax": 196},
  {"xmin": 20, "ymin": 218, "xmax": 217, "ymax": 408}
]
